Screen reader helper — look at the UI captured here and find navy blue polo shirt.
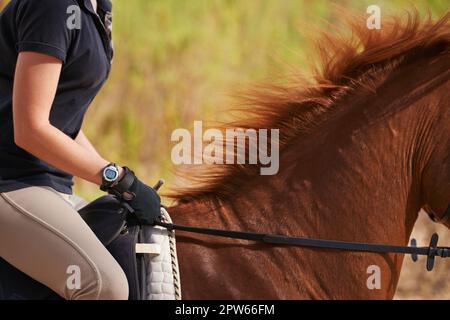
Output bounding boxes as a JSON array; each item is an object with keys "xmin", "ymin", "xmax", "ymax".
[{"xmin": 0, "ymin": 0, "xmax": 113, "ymax": 194}]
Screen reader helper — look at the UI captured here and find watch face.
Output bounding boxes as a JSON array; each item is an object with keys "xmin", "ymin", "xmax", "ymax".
[{"xmin": 104, "ymin": 166, "xmax": 119, "ymax": 182}]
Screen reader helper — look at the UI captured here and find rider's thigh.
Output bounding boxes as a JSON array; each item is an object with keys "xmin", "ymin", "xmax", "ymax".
[{"xmin": 0, "ymin": 186, "xmax": 128, "ymax": 300}]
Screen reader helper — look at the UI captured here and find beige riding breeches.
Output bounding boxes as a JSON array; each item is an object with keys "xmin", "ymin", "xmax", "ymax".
[{"xmin": 0, "ymin": 186, "xmax": 129, "ymax": 300}]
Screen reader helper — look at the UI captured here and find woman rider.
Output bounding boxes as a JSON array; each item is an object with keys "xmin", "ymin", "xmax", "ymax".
[{"xmin": 0, "ymin": 0, "xmax": 161, "ymax": 299}]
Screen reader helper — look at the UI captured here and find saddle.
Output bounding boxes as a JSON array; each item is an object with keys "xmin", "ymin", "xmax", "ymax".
[{"xmin": 0, "ymin": 195, "xmax": 181, "ymax": 300}]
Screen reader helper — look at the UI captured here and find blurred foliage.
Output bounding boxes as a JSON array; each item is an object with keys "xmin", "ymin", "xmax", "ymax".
[
  {"xmin": 0, "ymin": 0, "xmax": 446, "ymax": 199},
  {"xmin": 74, "ymin": 0, "xmax": 449, "ymax": 200}
]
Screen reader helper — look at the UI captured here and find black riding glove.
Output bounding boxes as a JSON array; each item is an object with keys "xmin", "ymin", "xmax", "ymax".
[
  {"xmin": 103, "ymin": 167, "xmax": 161, "ymax": 225},
  {"xmin": 125, "ymin": 177, "xmax": 161, "ymax": 225}
]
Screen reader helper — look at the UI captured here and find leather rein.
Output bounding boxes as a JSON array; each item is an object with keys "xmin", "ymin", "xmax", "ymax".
[
  {"xmin": 154, "ymin": 205, "xmax": 450, "ymax": 272},
  {"xmin": 151, "ymin": 181, "xmax": 450, "ymax": 272}
]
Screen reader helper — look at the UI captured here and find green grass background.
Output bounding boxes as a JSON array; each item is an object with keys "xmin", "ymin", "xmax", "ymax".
[{"xmin": 79, "ymin": 0, "xmax": 448, "ymax": 201}]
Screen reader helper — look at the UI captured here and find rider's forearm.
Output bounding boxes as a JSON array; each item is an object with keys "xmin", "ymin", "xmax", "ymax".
[
  {"xmin": 75, "ymin": 129, "xmax": 103, "ymax": 158},
  {"xmin": 16, "ymin": 122, "xmax": 108, "ymax": 186},
  {"xmin": 12, "ymin": 52, "xmax": 118, "ymax": 186}
]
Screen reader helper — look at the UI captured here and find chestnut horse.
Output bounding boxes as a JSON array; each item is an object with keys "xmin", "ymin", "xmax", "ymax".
[{"xmin": 166, "ymin": 11, "xmax": 450, "ymax": 299}]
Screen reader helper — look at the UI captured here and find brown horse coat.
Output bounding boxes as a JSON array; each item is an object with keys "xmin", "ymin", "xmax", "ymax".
[{"xmin": 167, "ymin": 11, "xmax": 450, "ymax": 299}]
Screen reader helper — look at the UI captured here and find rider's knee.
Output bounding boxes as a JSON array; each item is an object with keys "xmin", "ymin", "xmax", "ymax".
[
  {"xmin": 67, "ymin": 264, "xmax": 129, "ymax": 300},
  {"xmin": 96, "ymin": 266, "xmax": 129, "ymax": 300}
]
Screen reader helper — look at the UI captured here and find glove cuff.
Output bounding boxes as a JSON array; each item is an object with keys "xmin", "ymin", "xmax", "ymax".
[{"xmin": 104, "ymin": 166, "xmax": 137, "ymax": 200}]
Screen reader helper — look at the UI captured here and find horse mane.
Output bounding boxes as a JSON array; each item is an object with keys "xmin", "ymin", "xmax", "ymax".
[{"xmin": 167, "ymin": 9, "xmax": 450, "ymax": 203}]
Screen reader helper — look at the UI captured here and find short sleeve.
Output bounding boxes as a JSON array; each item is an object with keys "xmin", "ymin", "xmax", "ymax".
[{"xmin": 15, "ymin": 0, "xmax": 76, "ymax": 62}]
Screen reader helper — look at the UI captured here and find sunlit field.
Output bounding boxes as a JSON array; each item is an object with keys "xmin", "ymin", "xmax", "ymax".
[{"xmin": 74, "ymin": 0, "xmax": 448, "ymax": 200}]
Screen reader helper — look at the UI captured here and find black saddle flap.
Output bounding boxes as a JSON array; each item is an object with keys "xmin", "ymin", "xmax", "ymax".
[
  {"xmin": 78, "ymin": 196, "xmax": 144, "ymax": 300},
  {"xmin": 78, "ymin": 195, "xmax": 127, "ymax": 247}
]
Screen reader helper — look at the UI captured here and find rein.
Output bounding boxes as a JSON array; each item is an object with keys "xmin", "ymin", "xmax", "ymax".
[
  {"xmin": 154, "ymin": 221, "xmax": 450, "ymax": 272},
  {"xmin": 152, "ymin": 181, "xmax": 450, "ymax": 272}
]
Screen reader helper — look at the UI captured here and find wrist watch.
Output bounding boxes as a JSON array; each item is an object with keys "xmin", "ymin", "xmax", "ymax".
[
  {"xmin": 100, "ymin": 163, "xmax": 136, "ymax": 200},
  {"xmin": 100, "ymin": 163, "xmax": 120, "ymax": 191}
]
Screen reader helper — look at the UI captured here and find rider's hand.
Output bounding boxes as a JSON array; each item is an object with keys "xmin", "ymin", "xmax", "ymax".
[
  {"xmin": 103, "ymin": 166, "xmax": 161, "ymax": 225},
  {"xmin": 126, "ymin": 177, "xmax": 161, "ymax": 225}
]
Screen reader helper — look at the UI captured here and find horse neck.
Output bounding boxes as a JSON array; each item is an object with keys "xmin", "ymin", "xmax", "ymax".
[
  {"xmin": 169, "ymin": 105, "xmax": 420, "ymax": 298},
  {"xmin": 172, "ymin": 91, "xmax": 428, "ymax": 247},
  {"xmin": 169, "ymin": 52, "xmax": 448, "ymax": 299}
]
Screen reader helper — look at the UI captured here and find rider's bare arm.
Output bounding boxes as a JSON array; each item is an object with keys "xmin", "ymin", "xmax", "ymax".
[
  {"xmin": 13, "ymin": 51, "xmax": 110, "ymax": 186},
  {"xmin": 75, "ymin": 129, "xmax": 103, "ymax": 159}
]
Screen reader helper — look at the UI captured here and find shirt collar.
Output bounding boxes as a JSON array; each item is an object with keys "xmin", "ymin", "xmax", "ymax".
[
  {"xmin": 78, "ymin": 0, "xmax": 112, "ymax": 14},
  {"xmin": 98, "ymin": 0, "xmax": 112, "ymax": 12}
]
